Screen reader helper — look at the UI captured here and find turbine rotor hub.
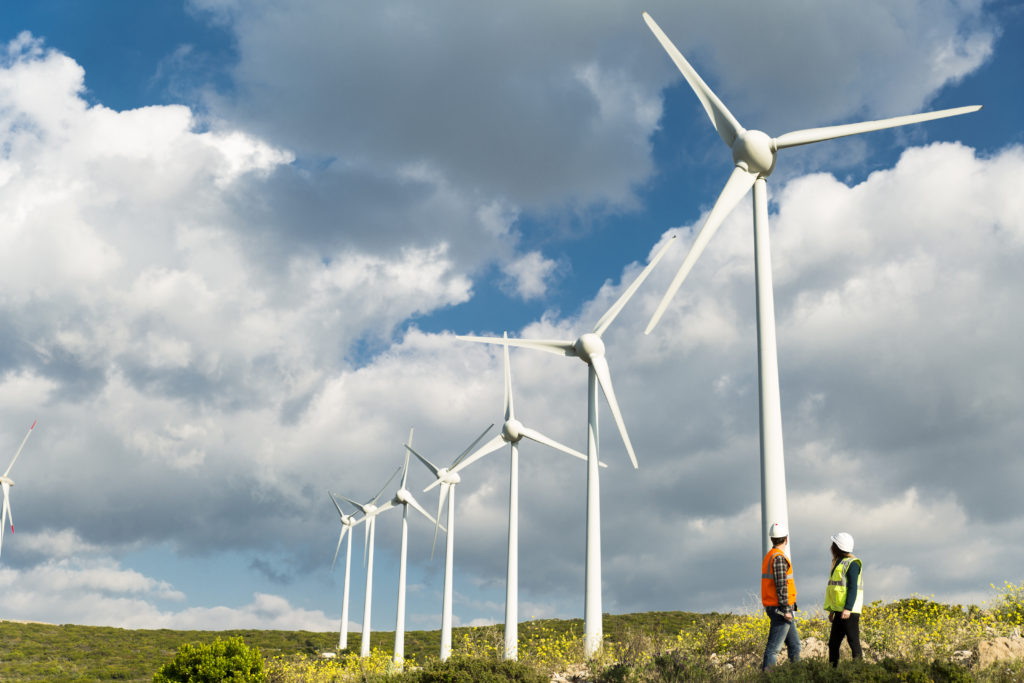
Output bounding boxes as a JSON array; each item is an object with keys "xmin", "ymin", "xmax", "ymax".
[
  {"xmin": 731, "ymin": 129, "xmax": 776, "ymax": 177},
  {"xmin": 502, "ymin": 418, "xmax": 524, "ymax": 443},
  {"xmin": 0, "ymin": 476, "xmax": 14, "ymax": 487},
  {"xmin": 575, "ymin": 333, "xmax": 605, "ymax": 363}
]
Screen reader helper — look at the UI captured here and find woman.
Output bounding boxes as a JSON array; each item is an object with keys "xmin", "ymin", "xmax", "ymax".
[{"xmin": 824, "ymin": 532, "xmax": 862, "ymax": 666}]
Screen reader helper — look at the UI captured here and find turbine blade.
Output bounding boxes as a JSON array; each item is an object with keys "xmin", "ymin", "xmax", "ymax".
[
  {"xmin": 503, "ymin": 333, "xmax": 514, "ymax": 421},
  {"xmin": 328, "ymin": 491, "xmax": 348, "ymax": 520},
  {"xmin": 2, "ymin": 483, "xmax": 13, "ymax": 539},
  {"xmin": 406, "ymin": 443, "xmax": 441, "ymax": 478},
  {"xmin": 458, "ymin": 335, "xmax": 577, "ymax": 357},
  {"xmin": 4, "ymin": 420, "xmax": 37, "ymax": 477},
  {"xmin": 0, "ymin": 486, "xmax": 6, "ymax": 557},
  {"xmin": 371, "ymin": 466, "xmax": 402, "ymax": 505},
  {"xmin": 774, "ymin": 105, "xmax": 982, "ymax": 149},
  {"xmin": 400, "ymin": 428, "xmax": 414, "ymax": 489},
  {"xmin": 331, "ymin": 526, "xmax": 347, "ymax": 572},
  {"xmin": 450, "ymin": 433, "xmax": 507, "ymax": 475},
  {"xmin": 642, "ymin": 12, "xmax": 744, "ymax": 147},
  {"xmin": 593, "ymin": 235, "xmax": 678, "ymax": 336},
  {"xmin": 405, "ymin": 494, "xmax": 437, "ymax": 526},
  {"xmin": 339, "ymin": 494, "xmax": 368, "ymax": 515},
  {"xmin": 646, "ymin": 166, "xmax": 758, "ymax": 334},
  {"xmin": 376, "ymin": 501, "xmax": 395, "ymax": 514},
  {"xmin": 591, "ymin": 357, "xmax": 639, "ymax": 469},
  {"xmin": 451, "ymin": 423, "xmax": 495, "ymax": 468},
  {"xmin": 519, "ymin": 426, "xmax": 587, "ymax": 463},
  {"xmin": 431, "ymin": 483, "xmax": 448, "ymax": 559}
]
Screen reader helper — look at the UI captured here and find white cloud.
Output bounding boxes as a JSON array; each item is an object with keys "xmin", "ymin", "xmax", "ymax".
[
  {"xmin": 501, "ymin": 251, "xmax": 559, "ymax": 301},
  {"xmin": 0, "ymin": 555, "xmax": 336, "ymax": 630}
]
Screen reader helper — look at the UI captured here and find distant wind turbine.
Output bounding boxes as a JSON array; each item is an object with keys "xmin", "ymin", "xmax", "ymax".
[
  {"xmin": 404, "ymin": 423, "xmax": 494, "ymax": 661},
  {"xmin": 641, "ymin": 11, "xmax": 981, "ymax": 555},
  {"xmin": 458, "ymin": 237, "xmax": 676, "ymax": 656},
  {"xmin": 328, "ymin": 491, "xmax": 364, "ymax": 651},
  {"xmin": 444, "ymin": 333, "xmax": 597, "ymax": 660},
  {"xmin": 388, "ymin": 428, "xmax": 442, "ymax": 667},
  {"xmin": 0, "ymin": 420, "xmax": 37, "ymax": 559},
  {"xmin": 337, "ymin": 463, "xmax": 402, "ymax": 657}
]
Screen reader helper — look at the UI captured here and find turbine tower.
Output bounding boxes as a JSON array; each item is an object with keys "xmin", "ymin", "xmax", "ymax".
[
  {"xmin": 328, "ymin": 491, "xmax": 364, "ymax": 651},
  {"xmin": 457, "ymin": 237, "xmax": 676, "ymax": 656},
  {"xmin": 0, "ymin": 420, "xmax": 37, "ymax": 559},
  {"xmin": 640, "ymin": 11, "xmax": 981, "ymax": 555},
  {"xmin": 444, "ymin": 333, "xmax": 594, "ymax": 660},
  {"xmin": 337, "ymin": 464, "xmax": 401, "ymax": 657},
  {"xmin": 404, "ymin": 424, "xmax": 493, "ymax": 662},
  {"xmin": 388, "ymin": 428, "xmax": 441, "ymax": 667}
]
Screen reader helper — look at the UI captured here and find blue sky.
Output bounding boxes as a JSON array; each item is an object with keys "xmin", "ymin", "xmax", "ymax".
[{"xmin": 0, "ymin": 0, "xmax": 1021, "ymax": 637}]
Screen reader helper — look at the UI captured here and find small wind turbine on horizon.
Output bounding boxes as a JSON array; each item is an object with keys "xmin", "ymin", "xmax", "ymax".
[
  {"xmin": 0, "ymin": 420, "xmax": 37, "ymax": 559},
  {"xmin": 328, "ymin": 491, "xmax": 365, "ymax": 651},
  {"xmin": 404, "ymin": 424, "xmax": 493, "ymax": 662},
  {"xmin": 440, "ymin": 333, "xmax": 597, "ymax": 660},
  {"xmin": 387, "ymin": 428, "xmax": 442, "ymax": 667},
  {"xmin": 336, "ymin": 463, "xmax": 402, "ymax": 657},
  {"xmin": 457, "ymin": 237, "xmax": 676, "ymax": 656},
  {"xmin": 640, "ymin": 11, "xmax": 981, "ymax": 555}
]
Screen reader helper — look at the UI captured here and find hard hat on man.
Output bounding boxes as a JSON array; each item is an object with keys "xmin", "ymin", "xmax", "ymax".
[{"xmin": 768, "ymin": 521, "xmax": 788, "ymax": 539}]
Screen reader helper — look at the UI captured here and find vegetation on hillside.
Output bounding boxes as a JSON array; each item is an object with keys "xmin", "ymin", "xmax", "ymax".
[{"xmin": 0, "ymin": 582, "xmax": 1021, "ymax": 681}]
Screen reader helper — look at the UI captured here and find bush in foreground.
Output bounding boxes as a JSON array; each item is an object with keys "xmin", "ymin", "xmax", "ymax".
[{"xmin": 154, "ymin": 635, "xmax": 265, "ymax": 683}]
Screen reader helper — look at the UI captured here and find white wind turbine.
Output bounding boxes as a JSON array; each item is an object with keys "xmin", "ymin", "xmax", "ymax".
[
  {"xmin": 386, "ymin": 428, "xmax": 442, "ymax": 667},
  {"xmin": 641, "ymin": 12, "xmax": 982, "ymax": 555},
  {"xmin": 458, "ymin": 237, "xmax": 676, "ymax": 656},
  {"xmin": 0, "ymin": 420, "xmax": 37, "ymax": 559},
  {"xmin": 403, "ymin": 424, "xmax": 494, "ymax": 662},
  {"xmin": 336, "ymin": 463, "xmax": 402, "ymax": 657},
  {"xmin": 328, "ymin": 491, "xmax": 365, "ymax": 651},
  {"xmin": 440, "ymin": 333, "xmax": 596, "ymax": 661}
]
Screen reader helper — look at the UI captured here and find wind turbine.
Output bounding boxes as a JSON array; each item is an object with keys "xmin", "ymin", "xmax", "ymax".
[
  {"xmin": 443, "ymin": 333, "xmax": 596, "ymax": 660},
  {"xmin": 457, "ymin": 236, "xmax": 676, "ymax": 656},
  {"xmin": 640, "ymin": 11, "xmax": 982, "ymax": 555},
  {"xmin": 328, "ymin": 491, "xmax": 365, "ymax": 651},
  {"xmin": 0, "ymin": 420, "xmax": 37, "ymax": 559},
  {"xmin": 404, "ymin": 424, "xmax": 493, "ymax": 662},
  {"xmin": 388, "ymin": 428, "xmax": 442, "ymax": 667},
  {"xmin": 336, "ymin": 463, "xmax": 401, "ymax": 657}
]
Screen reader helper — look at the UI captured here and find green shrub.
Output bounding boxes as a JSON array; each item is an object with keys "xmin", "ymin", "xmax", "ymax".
[
  {"xmin": 403, "ymin": 656, "xmax": 548, "ymax": 682},
  {"xmin": 761, "ymin": 657, "xmax": 971, "ymax": 682},
  {"xmin": 153, "ymin": 635, "xmax": 265, "ymax": 683}
]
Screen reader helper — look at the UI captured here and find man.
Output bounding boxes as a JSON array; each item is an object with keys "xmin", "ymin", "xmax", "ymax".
[{"xmin": 761, "ymin": 521, "xmax": 800, "ymax": 671}]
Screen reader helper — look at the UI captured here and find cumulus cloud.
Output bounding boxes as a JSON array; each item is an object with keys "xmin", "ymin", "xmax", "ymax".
[
  {"xmin": 500, "ymin": 251, "xmax": 560, "ymax": 301},
  {"xmin": 0, "ymin": 554, "xmax": 336, "ymax": 630}
]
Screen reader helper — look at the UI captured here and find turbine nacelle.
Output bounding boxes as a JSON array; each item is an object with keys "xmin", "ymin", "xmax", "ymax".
[
  {"xmin": 436, "ymin": 468, "xmax": 461, "ymax": 486},
  {"xmin": 501, "ymin": 418, "xmax": 525, "ymax": 443},
  {"xmin": 0, "ymin": 477, "xmax": 13, "ymax": 487},
  {"xmin": 573, "ymin": 333, "xmax": 606, "ymax": 364},
  {"xmin": 393, "ymin": 488, "xmax": 413, "ymax": 506},
  {"xmin": 732, "ymin": 129, "xmax": 776, "ymax": 177}
]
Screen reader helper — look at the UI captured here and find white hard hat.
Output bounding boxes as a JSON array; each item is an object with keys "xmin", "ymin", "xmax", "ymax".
[
  {"xmin": 831, "ymin": 532, "xmax": 854, "ymax": 553},
  {"xmin": 768, "ymin": 521, "xmax": 788, "ymax": 539}
]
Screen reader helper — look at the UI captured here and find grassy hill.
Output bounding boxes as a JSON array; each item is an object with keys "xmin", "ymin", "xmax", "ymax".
[{"xmin": 0, "ymin": 612, "xmax": 702, "ymax": 682}]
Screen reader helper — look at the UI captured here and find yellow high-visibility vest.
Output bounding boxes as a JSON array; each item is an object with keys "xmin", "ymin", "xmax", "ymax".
[{"xmin": 824, "ymin": 556, "xmax": 863, "ymax": 613}]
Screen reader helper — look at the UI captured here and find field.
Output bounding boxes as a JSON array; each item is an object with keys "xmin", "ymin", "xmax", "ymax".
[{"xmin": 0, "ymin": 583, "xmax": 1022, "ymax": 682}]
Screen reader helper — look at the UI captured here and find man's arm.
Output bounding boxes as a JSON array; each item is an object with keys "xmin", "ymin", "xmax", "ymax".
[{"xmin": 772, "ymin": 554, "xmax": 791, "ymax": 615}]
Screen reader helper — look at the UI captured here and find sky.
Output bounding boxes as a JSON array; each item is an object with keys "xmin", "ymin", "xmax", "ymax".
[{"xmin": 0, "ymin": 0, "xmax": 1022, "ymax": 636}]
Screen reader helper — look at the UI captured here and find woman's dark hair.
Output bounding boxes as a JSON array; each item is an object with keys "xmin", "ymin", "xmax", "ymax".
[{"xmin": 830, "ymin": 541, "xmax": 851, "ymax": 569}]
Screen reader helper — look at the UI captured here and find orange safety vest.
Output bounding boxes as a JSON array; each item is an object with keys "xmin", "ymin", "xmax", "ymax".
[{"xmin": 761, "ymin": 547, "xmax": 797, "ymax": 607}]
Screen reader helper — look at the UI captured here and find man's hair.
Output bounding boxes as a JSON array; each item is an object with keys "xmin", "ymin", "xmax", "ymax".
[{"xmin": 771, "ymin": 535, "xmax": 788, "ymax": 547}]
